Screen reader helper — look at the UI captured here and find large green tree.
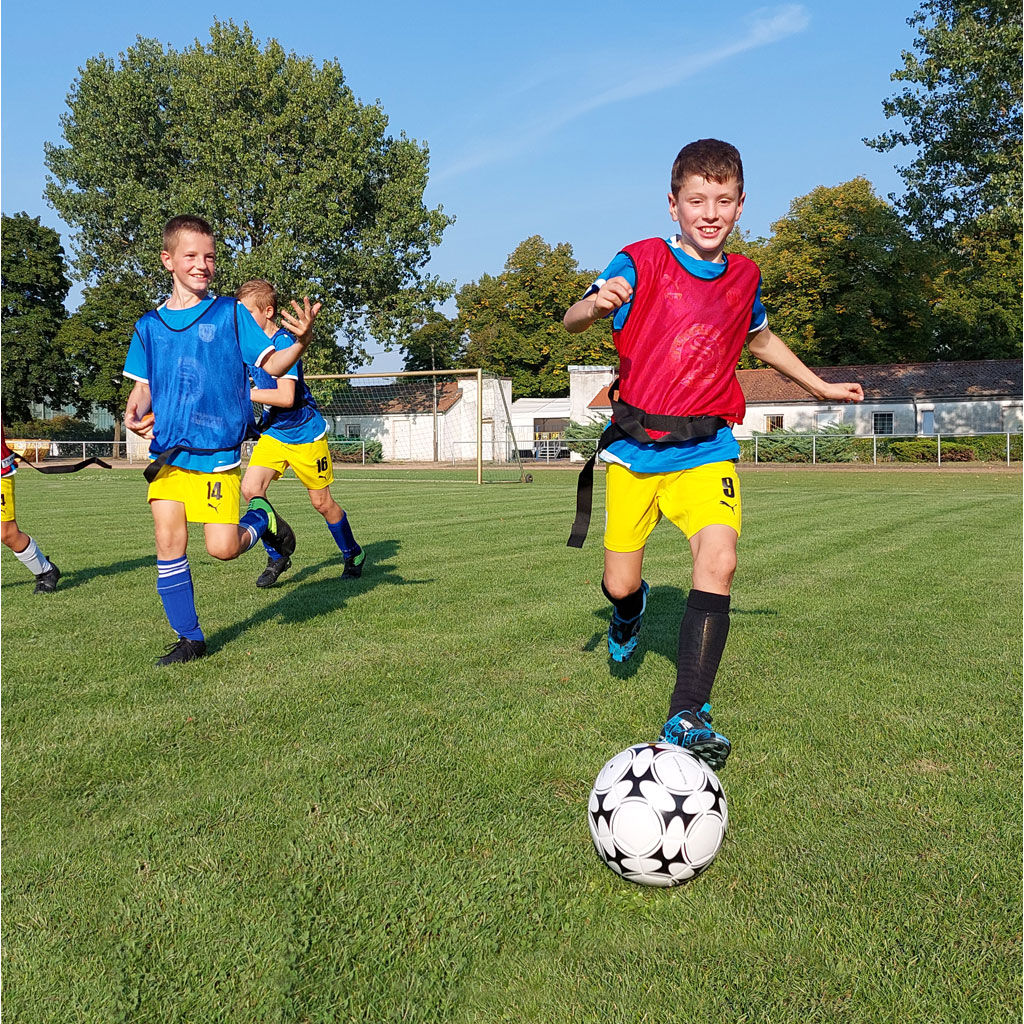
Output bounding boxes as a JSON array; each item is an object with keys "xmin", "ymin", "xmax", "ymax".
[
  {"xmin": 866, "ymin": 0, "xmax": 1022, "ymax": 356},
  {"xmin": 401, "ymin": 312, "xmax": 464, "ymax": 372},
  {"xmin": 54, "ymin": 278, "xmax": 151, "ymax": 441},
  {"xmin": 1, "ymin": 213, "xmax": 72, "ymax": 420},
  {"xmin": 457, "ymin": 236, "xmax": 615, "ymax": 397},
  {"xmin": 44, "ymin": 20, "xmax": 453, "ymax": 373},
  {"xmin": 732, "ymin": 179, "xmax": 939, "ymax": 367}
]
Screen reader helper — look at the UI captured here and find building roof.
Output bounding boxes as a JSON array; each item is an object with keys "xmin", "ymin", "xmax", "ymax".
[
  {"xmin": 737, "ymin": 359, "xmax": 1022, "ymax": 403},
  {"xmin": 335, "ymin": 379, "xmax": 463, "ymax": 416},
  {"xmin": 585, "ymin": 360, "xmax": 1022, "ymax": 408}
]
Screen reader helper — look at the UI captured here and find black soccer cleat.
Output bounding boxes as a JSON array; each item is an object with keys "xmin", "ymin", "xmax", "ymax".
[
  {"xmin": 156, "ymin": 637, "xmax": 208, "ymax": 667},
  {"xmin": 256, "ymin": 555, "xmax": 291, "ymax": 588},
  {"xmin": 247, "ymin": 497, "xmax": 296, "ymax": 558},
  {"xmin": 341, "ymin": 548, "xmax": 365, "ymax": 579},
  {"xmin": 33, "ymin": 561, "xmax": 61, "ymax": 594}
]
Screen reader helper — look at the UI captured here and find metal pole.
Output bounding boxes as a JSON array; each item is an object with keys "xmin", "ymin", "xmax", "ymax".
[
  {"xmin": 937, "ymin": 433, "xmax": 942, "ymax": 465},
  {"xmin": 812, "ymin": 434, "xmax": 816, "ymax": 464},
  {"xmin": 873, "ymin": 435, "xmax": 877, "ymax": 465},
  {"xmin": 476, "ymin": 368, "xmax": 483, "ymax": 485},
  {"xmin": 431, "ymin": 342, "xmax": 438, "ymax": 463},
  {"xmin": 754, "ymin": 435, "xmax": 759, "ymax": 464},
  {"xmin": 1007, "ymin": 432, "xmax": 1011, "ymax": 466}
]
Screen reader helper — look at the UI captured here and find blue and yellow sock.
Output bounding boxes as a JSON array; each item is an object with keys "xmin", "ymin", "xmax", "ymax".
[
  {"xmin": 239, "ymin": 507, "xmax": 270, "ymax": 553},
  {"xmin": 156, "ymin": 557, "xmax": 204, "ymax": 641}
]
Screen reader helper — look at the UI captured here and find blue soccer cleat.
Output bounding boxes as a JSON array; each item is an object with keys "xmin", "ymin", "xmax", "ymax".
[
  {"xmin": 607, "ymin": 580, "xmax": 650, "ymax": 663},
  {"xmin": 659, "ymin": 702, "xmax": 731, "ymax": 772}
]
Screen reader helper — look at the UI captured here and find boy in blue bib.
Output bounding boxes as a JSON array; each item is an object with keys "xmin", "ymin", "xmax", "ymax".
[{"xmin": 123, "ymin": 215, "xmax": 322, "ymax": 665}]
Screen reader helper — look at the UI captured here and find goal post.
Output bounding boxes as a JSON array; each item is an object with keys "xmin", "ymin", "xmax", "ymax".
[{"xmin": 300, "ymin": 369, "xmax": 527, "ymax": 484}]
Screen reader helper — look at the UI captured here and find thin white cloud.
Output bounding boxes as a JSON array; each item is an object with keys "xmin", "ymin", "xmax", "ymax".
[{"xmin": 435, "ymin": 4, "xmax": 810, "ymax": 182}]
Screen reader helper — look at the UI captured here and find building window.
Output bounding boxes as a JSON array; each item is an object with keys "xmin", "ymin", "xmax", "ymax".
[
  {"xmin": 816, "ymin": 411, "xmax": 840, "ymax": 430},
  {"xmin": 345, "ymin": 423, "xmax": 361, "ymax": 439},
  {"xmin": 873, "ymin": 413, "xmax": 893, "ymax": 435},
  {"xmin": 764, "ymin": 415, "xmax": 784, "ymax": 432}
]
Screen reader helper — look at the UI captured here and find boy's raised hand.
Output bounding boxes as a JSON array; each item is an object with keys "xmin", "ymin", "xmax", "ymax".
[
  {"xmin": 592, "ymin": 277, "xmax": 633, "ymax": 318},
  {"xmin": 280, "ymin": 297, "xmax": 323, "ymax": 345}
]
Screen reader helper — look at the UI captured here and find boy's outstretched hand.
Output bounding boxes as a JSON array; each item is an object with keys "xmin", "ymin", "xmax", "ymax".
[
  {"xmin": 281, "ymin": 297, "xmax": 323, "ymax": 345},
  {"xmin": 819, "ymin": 382, "xmax": 865, "ymax": 403}
]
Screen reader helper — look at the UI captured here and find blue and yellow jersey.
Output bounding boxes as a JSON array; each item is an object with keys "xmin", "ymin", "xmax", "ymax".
[
  {"xmin": 250, "ymin": 329, "xmax": 328, "ymax": 445},
  {"xmin": 123, "ymin": 296, "xmax": 274, "ymax": 472}
]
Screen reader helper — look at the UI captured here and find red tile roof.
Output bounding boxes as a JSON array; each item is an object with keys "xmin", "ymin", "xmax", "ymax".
[
  {"xmin": 736, "ymin": 359, "xmax": 1022, "ymax": 403},
  {"xmin": 584, "ymin": 360, "xmax": 1021, "ymax": 406}
]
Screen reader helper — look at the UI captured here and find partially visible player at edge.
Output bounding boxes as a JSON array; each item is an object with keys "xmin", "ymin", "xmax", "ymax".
[
  {"xmin": 123, "ymin": 215, "xmax": 322, "ymax": 666},
  {"xmin": 237, "ymin": 279, "xmax": 365, "ymax": 588},
  {"xmin": 1, "ymin": 423, "xmax": 61, "ymax": 593},
  {"xmin": 564, "ymin": 139, "xmax": 863, "ymax": 770}
]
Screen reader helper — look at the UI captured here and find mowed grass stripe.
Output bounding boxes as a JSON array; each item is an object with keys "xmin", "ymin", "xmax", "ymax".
[{"xmin": 2, "ymin": 468, "xmax": 1020, "ymax": 1023}]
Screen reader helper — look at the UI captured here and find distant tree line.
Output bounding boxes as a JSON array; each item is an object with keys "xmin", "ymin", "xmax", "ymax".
[{"xmin": 2, "ymin": 1, "xmax": 1019, "ymax": 419}]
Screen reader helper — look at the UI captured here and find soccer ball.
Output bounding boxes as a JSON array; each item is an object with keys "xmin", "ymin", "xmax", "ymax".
[{"xmin": 588, "ymin": 742, "xmax": 728, "ymax": 887}]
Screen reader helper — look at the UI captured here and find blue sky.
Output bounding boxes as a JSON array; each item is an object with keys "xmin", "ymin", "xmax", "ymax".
[{"xmin": 1, "ymin": 1, "xmax": 919, "ymax": 372}]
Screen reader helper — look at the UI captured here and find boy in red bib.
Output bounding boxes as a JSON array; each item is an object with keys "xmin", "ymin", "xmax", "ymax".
[{"xmin": 564, "ymin": 139, "xmax": 863, "ymax": 770}]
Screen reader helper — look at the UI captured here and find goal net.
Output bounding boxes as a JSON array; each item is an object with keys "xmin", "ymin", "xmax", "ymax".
[{"xmin": 282, "ymin": 370, "xmax": 526, "ymax": 483}]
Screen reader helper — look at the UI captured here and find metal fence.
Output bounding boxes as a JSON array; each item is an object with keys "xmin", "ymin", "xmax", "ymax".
[{"xmin": 12, "ymin": 431, "xmax": 1023, "ymax": 468}]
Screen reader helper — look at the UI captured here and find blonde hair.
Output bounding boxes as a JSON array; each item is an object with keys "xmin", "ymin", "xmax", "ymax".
[
  {"xmin": 235, "ymin": 279, "xmax": 278, "ymax": 315},
  {"xmin": 162, "ymin": 214, "xmax": 214, "ymax": 253}
]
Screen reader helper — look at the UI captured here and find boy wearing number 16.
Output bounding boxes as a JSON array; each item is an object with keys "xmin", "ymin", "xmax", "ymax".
[
  {"xmin": 238, "ymin": 280, "xmax": 365, "ymax": 589},
  {"xmin": 564, "ymin": 139, "xmax": 863, "ymax": 770}
]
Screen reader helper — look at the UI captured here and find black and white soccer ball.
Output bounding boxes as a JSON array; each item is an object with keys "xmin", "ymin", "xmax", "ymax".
[{"xmin": 588, "ymin": 742, "xmax": 728, "ymax": 887}]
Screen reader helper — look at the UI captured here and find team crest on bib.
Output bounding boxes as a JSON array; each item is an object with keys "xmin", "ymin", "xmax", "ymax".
[{"xmin": 198, "ymin": 324, "xmax": 217, "ymax": 342}]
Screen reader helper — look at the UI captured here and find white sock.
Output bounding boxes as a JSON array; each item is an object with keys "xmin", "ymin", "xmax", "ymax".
[{"xmin": 13, "ymin": 536, "xmax": 52, "ymax": 576}]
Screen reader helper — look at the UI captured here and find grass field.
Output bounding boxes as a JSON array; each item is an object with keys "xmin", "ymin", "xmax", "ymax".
[{"xmin": 2, "ymin": 466, "xmax": 1021, "ymax": 1024}]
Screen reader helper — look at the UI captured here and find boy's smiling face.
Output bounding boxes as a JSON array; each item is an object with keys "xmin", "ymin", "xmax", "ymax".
[
  {"xmin": 161, "ymin": 229, "xmax": 216, "ymax": 299},
  {"xmin": 668, "ymin": 174, "xmax": 745, "ymax": 262}
]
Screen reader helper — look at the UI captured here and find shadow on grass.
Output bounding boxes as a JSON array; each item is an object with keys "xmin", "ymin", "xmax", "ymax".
[
  {"xmin": 581, "ymin": 584, "xmax": 777, "ymax": 680},
  {"xmin": 1, "ymin": 555, "xmax": 157, "ymax": 592},
  {"xmin": 204, "ymin": 538, "xmax": 426, "ymax": 653}
]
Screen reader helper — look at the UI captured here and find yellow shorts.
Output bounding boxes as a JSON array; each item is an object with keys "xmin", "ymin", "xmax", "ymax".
[
  {"xmin": 604, "ymin": 460, "xmax": 742, "ymax": 552},
  {"xmin": 147, "ymin": 465, "xmax": 241, "ymax": 525},
  {"xmin": 248, "ymin": 433, "xmax": 333, "ymax": 491},
  {"xmin": 1, "ymin": 476, "xmax": 15, "ymax": 523}
]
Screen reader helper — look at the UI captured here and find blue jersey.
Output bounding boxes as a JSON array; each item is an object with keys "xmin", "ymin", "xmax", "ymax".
[
  {"xmin": 124, "ymin": 296, "xmax": 274, "ymax": 472},
  {"xmin": 250, "ymin": 329, "xmax": 328, "ymax": 445},
  {"xmin": 585, "ymin": 238, "xmax": 765, "ymax": 474}
]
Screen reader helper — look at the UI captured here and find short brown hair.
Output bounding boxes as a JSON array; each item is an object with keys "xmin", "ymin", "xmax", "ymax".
[
  {"xmin": 162, "ymin": 214, "xmax": 215, "ymax": 253},
  {"xmin": 235, "ymin": 279, "xmax": 278, "ymax": 315},
  {"xmin": 670, "ymin": 139, "xmax": 744, "ymax": 195}
]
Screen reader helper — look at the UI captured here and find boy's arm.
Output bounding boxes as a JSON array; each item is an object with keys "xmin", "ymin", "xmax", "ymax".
[
  {"xmin": 124, "ymin": 381, "xmax": 154, "ymax": 439},
  {"xmin": 261, "ymin": 297, "xmax": 323, "ymax": 376},
  {"xmin": 564, "ymin": 277, "xmax": 633, "ymax": 334},
  {"xmin": 251, "ymin": 378, "xmax": 297, "ymax": 408},
  {"xmin": 746, "ymin": 328, "xmax": 864, "ymax": 403}
]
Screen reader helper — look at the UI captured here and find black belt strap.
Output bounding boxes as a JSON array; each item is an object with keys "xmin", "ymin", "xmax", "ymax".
[
  {"xmin": 566, "ymin": 379, "xmax": 727, "ymax": 548},
  {"xmin": 14, "ymin": 455, "xmax": 112, "ymax": 474},
  {"xmin": 143, "ymin": 430, "xmax": 259, "ymax": 483}
]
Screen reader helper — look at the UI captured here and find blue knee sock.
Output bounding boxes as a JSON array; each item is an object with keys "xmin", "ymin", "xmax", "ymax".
[
  {"xmin": 238, "ymin": 507, "xmax": 270, "ymax": 553},
  {"xmin": 327, "ymin": 512, "xmax": 360, "ymax": 558},
  {"xmin": 156, "ymin": 558, "xmax": 204, "ymax": 640},
  {"xmin": 262, "ymin": 540, "xmax": 283, "ymax": 560}
]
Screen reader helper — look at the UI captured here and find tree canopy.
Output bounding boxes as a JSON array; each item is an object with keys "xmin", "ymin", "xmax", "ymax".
[
  {"xmin": 731, "ymin": 179, "xmax": 939, "ymax": 367},
  {"xmin": 457, "ymin": 236, "xmax": 615, "ymax": 397},
  {"xmin": 1, "ymin": 213, "xmax": 72, "ymax": 420},
  {"xmin": 866, "ymin": 0, "xmax": 1021, "ymax": 358},
  {"xmin": 44, "ymin": 20, "xmax": 453, "ymax": 373}
]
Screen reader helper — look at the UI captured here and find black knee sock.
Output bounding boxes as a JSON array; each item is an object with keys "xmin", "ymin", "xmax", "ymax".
[
  {"xmin": 668, "ymin": 589, "xmax": 731, "ymax": 718},
  {"xmin": 602, "ymin": 579, "xmax": 645, "ymax": 621}
]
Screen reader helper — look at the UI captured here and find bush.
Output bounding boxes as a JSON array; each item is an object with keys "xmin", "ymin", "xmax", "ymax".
[
  {"xmin": 939, "ymin": 443, "xmax": 977, "ymax": 462},
  {"xmin": 565, "ymin": 417, "xmax": 607, "ymax": 459},
  {"xmin": 890, "ymin": 440, "xmax": 937, "ymax": 462},
  {"xmin": 4, "ymin": 415, "xmax": 112, "ymax": 441},
  {"xmin": 748, "ymin": 424, "xmax": 859, "ymax": 463},
  {"xmin": 328, "ymin": 437, "xmax": 382, "ymax": 463}
]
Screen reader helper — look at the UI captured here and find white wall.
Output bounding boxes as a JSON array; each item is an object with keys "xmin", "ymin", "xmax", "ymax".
[{"xmin": 568, "ymin": 365, "xmax": 615, "ymax": 425}]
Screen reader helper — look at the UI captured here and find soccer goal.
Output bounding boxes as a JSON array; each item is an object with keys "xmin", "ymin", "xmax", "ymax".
[{"xmin": 302, "ymin": 369, "xmax": 528, "ymax": 484}]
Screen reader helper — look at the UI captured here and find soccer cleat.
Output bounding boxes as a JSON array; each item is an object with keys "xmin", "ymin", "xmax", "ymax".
[
  {"xmin": 247, "ymin": 497, "xmax": 296, "ymax": 558},
  {"xmin": 607, "ymin": 580, "xmax": 649, "ymax": 662},
  {"xmin": 156, "ymin": 637, "xmax": 208, "ymax": 667},
  {"xmin": 341, "ymin": 548, "xmax": 365, "ymax": 579},
  {"xmin": 659, "ymin": 702, "xmax": 731, "ymax": 772},
  {"xmin": 256, "ymin": 555, "xmax": 291, "ymax": 589},
  {"xmin": 33, "ymin": 561, "xmax": 61, "ymax": 594}
]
